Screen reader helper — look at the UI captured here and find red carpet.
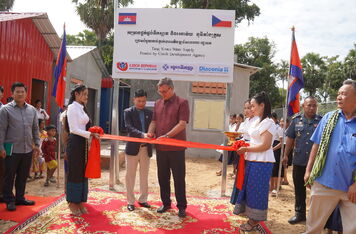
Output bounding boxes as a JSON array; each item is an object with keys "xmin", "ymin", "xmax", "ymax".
[
  {"xmin": 6, "ymin": 189, "xmax": 271, "ymax": 233},
  {"xmin": 0, "ymin": 195, "xmax": 62, "ymax": 222}
]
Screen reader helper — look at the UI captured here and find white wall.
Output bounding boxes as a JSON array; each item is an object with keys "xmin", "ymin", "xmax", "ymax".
[
  {"xmin": 66, "ymin": 52, "xmax": 102, "ymax": 125},
  {"xmin": 173, "ymin": 65, "xmax": 252, "ymax": 158}
]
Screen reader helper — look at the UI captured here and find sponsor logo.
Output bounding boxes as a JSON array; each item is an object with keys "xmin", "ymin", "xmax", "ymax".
[
  {"xmin": 117, "ymin": 62, "xmax": 128, "ymax": 71},
  {"xmin": 116, "ymin": 62, "xmax": 159, "ymax": 73},
  {"xmin": 161, "ymin": 64, "xmax": 195, "ymax": 74},
  {"xmin": 198, "ymin": 65, "xmax": 229, "ymax": 75}
]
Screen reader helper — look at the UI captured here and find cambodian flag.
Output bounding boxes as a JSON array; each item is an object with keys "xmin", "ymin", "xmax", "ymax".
[
  {"xmin": 287, "ymin": 30, "xmax": 304, "ymax": 116},
  {"xmin": 52, "ymin": 26, "xmax": 67, "ymax": 109},
  {"xmin": 119, "ymin": 13, "xmax": 136, "ymax": 24}
]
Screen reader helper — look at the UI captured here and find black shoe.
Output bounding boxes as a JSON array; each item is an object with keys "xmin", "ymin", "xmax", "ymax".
[
  {"xmin": 7, "ymin": 202, "xmax": 16, "ymax": 211},
  {"xmin": 157, "ymin": 205, "xmax": 171, "ymax": 213},
  {"xmin": 15, "ymin": 199, "xmax": 35, "ymax": 206},
  {"xmin": 127, "ymin": 204, "xmax": 135, "ymax": 211},
  {"xmin": 138, "ymin": 202, "xmax": 151, "ymax": 208},
  {"xmin": 178, "ymin": 208, "xmax": 186, "ymax": 218},
  {"xmin": 288, "ymin": 214, "xmax": 306, "ymax": 224}
]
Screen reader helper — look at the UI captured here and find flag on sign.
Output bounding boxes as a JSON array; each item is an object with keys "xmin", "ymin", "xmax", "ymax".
[
  {"xmin": 287, "ymin": 29, "xmax": 304, "ymax": 117},
  {"xmin": 212, "ymin": 15, "xmax": 232, "ymax": 27},
  {"xmin": 52, "ymin": 26, "xmax": 67, "ymax": 109},
  {"xmin": 119, "ymin": 13, "xmax": 137, "ymax": 24}
]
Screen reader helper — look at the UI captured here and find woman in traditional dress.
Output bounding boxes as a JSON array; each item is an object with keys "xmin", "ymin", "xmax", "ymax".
[
  {"xmin": 230, "ymin": 99, "xmax": 259, "ymax": 205},
  {"xmin": 234, "ymin": 92, "xmax": 276, "ymax": 231},
  {"xmin": 64, "ymin": 84, "xmax": 99, "ymax": 215}
]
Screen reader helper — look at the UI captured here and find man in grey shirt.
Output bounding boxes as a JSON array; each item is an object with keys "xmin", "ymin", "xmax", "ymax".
[{"xmin": 0, "ymin": 82, "xmax": 40, "ymax": 211}]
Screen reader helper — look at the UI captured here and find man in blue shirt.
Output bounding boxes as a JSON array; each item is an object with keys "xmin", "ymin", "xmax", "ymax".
[{"xmin": 304, "ymin": 80, "xmax": 356, "ymax": 234}]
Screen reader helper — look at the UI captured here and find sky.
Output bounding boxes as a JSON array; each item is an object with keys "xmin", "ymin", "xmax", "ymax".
[{"xmin": 12, "ymin": 0, "xmax": 356, "ymax": 63}]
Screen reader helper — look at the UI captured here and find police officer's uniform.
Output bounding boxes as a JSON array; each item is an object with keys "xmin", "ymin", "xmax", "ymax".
[{"xmin": 286, "ymin": 113, "xmax": 322, "ymax": 223}]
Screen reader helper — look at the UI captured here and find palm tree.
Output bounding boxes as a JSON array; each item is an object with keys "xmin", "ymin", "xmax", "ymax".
[
  {"xmin": 0, "ymin": 0, "xmax": 15, "ymax": 11},
  {"xmin": 72, "ymin": 0, "xmax": 133, "ymax": 49}
]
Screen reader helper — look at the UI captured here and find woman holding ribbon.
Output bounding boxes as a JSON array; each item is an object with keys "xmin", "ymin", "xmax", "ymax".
[
  {"xmin": 64, "ymin": 84, "xmax": 100, "ymax": 215},
  {"xmin": 234, "ymin": 92, "xmax": 276, "ymax": 231}
]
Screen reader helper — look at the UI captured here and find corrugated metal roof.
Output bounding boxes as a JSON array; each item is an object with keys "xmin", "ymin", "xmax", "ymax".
[
  {"xmin": 67, "ymin": 46, "xmax": 96, "ymax": 60},
  {"xmin": 0, "ymin": 12, "xmax": 71, "ymax": 61},
  {"xmin": 234, "ymin": 63, "xmax": 261, "ymax": 75},
  {"xmin": 0, "ymin": 12, "xmax": 43, "ymax": 22}
]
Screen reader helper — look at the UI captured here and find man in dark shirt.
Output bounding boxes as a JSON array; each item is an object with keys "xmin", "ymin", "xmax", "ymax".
[
  {"xmin": 282, "ymin": 96, "xmax": 322, "ymax": 224},
  {"xmin": 0, "ymin": 82, "xmax": 40, "ymax": 211},
  {"xmin": 124, "ymin": 89, "xmax": 153, "ymax": 211},
  {"xmin": 148, "ymin": 77, "xmax": 190, "ymax": 218}
]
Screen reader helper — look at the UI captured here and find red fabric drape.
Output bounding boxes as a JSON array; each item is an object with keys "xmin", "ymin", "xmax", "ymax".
[
  {"xmin": 85, "ymin": 126, "xmax": 104, "ymax": 178},
  {"xmin": 232, "ymin": 140, "xmax": 250, "ymax": 190}
]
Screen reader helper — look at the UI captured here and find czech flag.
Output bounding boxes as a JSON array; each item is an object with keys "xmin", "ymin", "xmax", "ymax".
[
  {"xmin": 119, "ymin": 13, "xmax": 137, "ymax": 24},
  {"xmin": 212, "ymin": 15, "xmax": 232, "ymax": 27},
  {"xmin": 52, "ymin": 26, "xmax": 67, "ymax": 109},
  {"xmin": 287, "ymin": 29, "xmax": 304, "ymax": 117}
]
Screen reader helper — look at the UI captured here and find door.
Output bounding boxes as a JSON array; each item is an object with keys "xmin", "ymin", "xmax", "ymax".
[
  {"xmin": 31, "ymin": 79, "xmax": 47, "ymax": 108},
  {"xmin": 87, "ymin": 88, "xmax": 96, "ymax": 124}
]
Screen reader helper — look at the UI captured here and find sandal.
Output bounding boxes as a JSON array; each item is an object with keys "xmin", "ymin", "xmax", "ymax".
[
  {"xmin": 239, "ymin": 220, "xmax": 259, "ymax": 231},
  {"xmin": 68, "ymin": 203, "xmax": 82, "ymax": 216},
  {"xmin": 79, "ymin": 203, "xmax": 88, "ymax": 214},
  {"xmin": 216, "ymin": 170, "xmax": 222, "ymax": 176}
]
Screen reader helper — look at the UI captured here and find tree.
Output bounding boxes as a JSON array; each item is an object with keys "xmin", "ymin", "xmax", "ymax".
[
  {"xmin": 169, "ymin": 0, "xmax": 260, "ymax": 24},
  {"xmin": 67, "ymin": 30, "xmax": 97, "ymax": 46},
  {"xmin": 318, "ymin": 56, "xmax": 344, "ymax": 102},
  {"xmin": 344, "ymin": 44, "xmax": 356, "ymax": 80},
  {"xmin": 71, "ymin": 0, "xmax": 133, "ymax": 48},
  {"xmin": 301, "ymin": 53, "xmax": 326, "ymax": 97},
  {"xmin": 275, "ymin": 60, "xmax": 289, "ymax": 88},
  {"xmin": 235, "ymin": 37, "xmax": 282, "ymax": 108},
  {"xmin": 0, "ymin": 0, "xmax": 15, "ymax": 11},
  {"xmin": 67, "ymin": 30, "xmax": 114, "ymax": 73}
]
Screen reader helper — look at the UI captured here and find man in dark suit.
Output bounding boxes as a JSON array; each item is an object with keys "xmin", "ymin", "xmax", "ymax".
[{"xmin": 124, "ymin": 89, "xmax": 153, "ymax": 211}]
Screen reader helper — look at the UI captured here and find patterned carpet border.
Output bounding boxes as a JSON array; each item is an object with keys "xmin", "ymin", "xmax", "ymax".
[
  {"xmin": 5, "ymin": 188, "xmax": 271, "ymax": 234},
  {"xmin": 6, "ymin": 194, "xmax": 65, "ymax": 234}
]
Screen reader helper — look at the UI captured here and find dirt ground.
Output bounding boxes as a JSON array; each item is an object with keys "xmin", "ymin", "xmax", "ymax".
[{"xmin": 1, "ymin": 149, "xmax": 309, "ymax": 234}]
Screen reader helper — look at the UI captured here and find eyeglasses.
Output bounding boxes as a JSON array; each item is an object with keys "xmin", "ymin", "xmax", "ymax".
[{"xmin": 158, "ymin": 87, "xmax": 171, "ymax": 95}]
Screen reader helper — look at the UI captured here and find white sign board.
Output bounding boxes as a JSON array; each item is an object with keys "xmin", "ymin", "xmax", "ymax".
[{"xmin": 112, "ymin": 8, "xmax": 235, "ymax": 83}]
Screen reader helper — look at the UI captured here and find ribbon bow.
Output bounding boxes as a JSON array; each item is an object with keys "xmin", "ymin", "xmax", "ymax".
[
  {"xmin": 85, "ymin": 126, "xmax": 104, "ymax": 179},
  {"xmin": 232, "ymin": 140, "xmax": 250, "ymax": 190}
]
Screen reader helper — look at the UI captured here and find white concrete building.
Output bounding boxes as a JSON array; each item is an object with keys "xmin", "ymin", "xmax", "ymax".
[{"xmin": 66, "ymin": 46, "xmax": 109, "ymax": 125}]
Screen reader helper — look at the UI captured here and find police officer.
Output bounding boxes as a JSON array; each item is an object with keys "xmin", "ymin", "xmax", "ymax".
[{"xmin": 282, "ymin": 96, "xmax": 322, "ymax": 224}]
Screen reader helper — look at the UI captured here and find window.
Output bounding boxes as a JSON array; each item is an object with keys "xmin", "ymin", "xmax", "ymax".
[{"xmin": 193, "ymin": 99, "xmax": 225, "ymax": 130}]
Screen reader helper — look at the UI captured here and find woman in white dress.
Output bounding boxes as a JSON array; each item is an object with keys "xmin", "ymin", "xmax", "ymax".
[
  {"xmin": 234, "ymin": 92, "xmax": 276, "ymax": 231},
  {"xmin": 64, "ymin": 84, "xmax": 100, "ymax": 215}
]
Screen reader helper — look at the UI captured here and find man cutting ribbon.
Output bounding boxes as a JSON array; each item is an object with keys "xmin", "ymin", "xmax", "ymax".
[{"xmin": 147, "ymin": 77, "xmax": 190, "ymax": 218}]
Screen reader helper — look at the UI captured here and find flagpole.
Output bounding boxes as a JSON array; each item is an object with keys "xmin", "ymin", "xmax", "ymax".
[
  {"xmin": 57, "ymin": 110, "xmax": 61, "ymax": 188},
  {"xmin": 54, "ymin": 23, "xmax": 66, "ymax": 189},
  {"xmin": 276, "ymin": 26, "xmax": 295, "ymax": 197}
]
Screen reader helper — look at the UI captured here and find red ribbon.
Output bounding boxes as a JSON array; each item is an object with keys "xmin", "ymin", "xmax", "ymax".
[
  {"xmin": 100, "ymin": 134, "xmax": 238, "ymax": 151},
  {"xmin": 232, "ymin": 140, "xmax": 250, "ymax": 190},
  {"xmin": 85, "ymin": 126, "xmax": 249, "ymax": 182},
  {"xmin": 85, "ymin": 126, "xmax": 104, "ymax": 179}
]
